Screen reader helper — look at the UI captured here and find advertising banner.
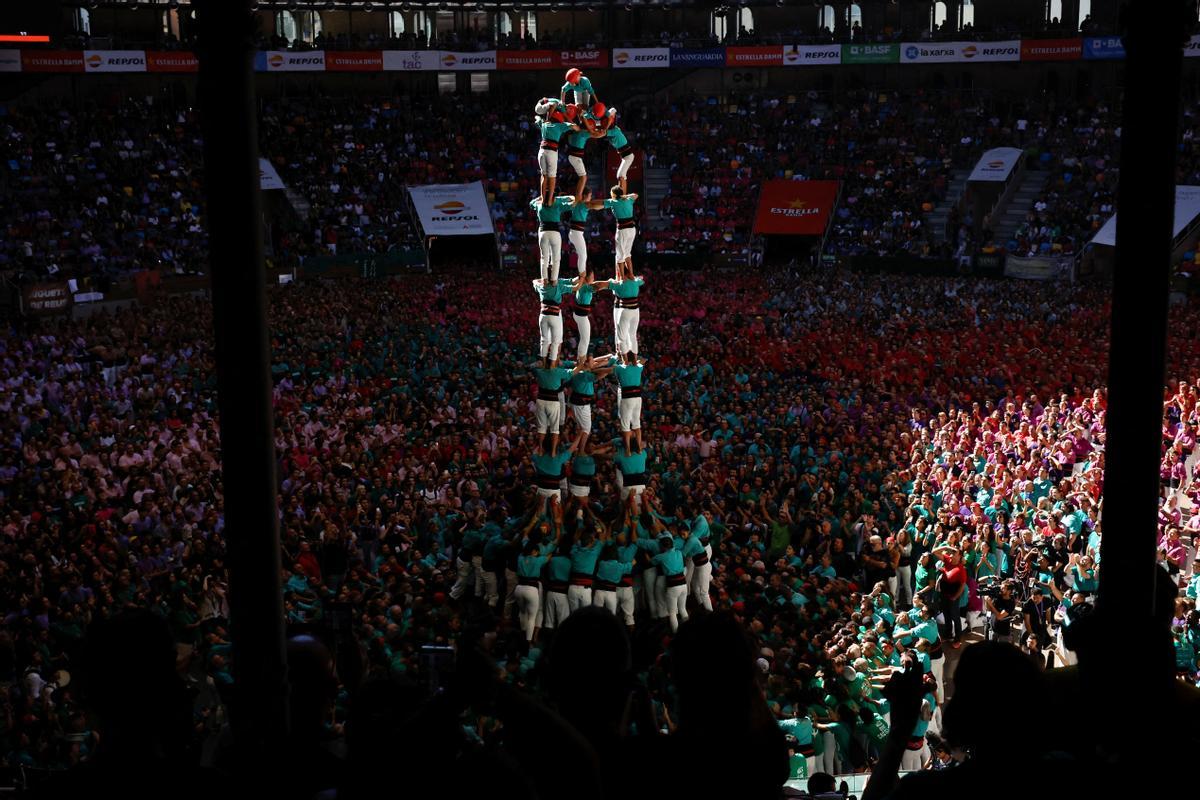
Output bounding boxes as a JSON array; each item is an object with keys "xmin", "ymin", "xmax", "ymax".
[
  {"xmin": 783, "ymin": 45, "xmax": 842, "ymax": 66},
  {"xmin": 1091, "ymin": 185, "xmax": 1200, "ymax": 247},
  {"xmin": 726, "ymin": 46, "xmax": 783, "ymax": 67},
  {"xmin": 1082, "ymin": 36, "xmax": 1125, "ymax": 60},
  {"xmin": 382, "ymin": 50, "xmax": 437, "ymax": 71},
  {"xmin": 1020, "ymin": 38, "xmax": 1082, "ymax": 61},
  {"xmin": 146, "ymin": 51, "xmax": 198, "ymax": 72},
  {"xmin": 21, "ymin": 50, "xmax": 84, "ymax": 72},
  {"xmin": 83, "ymin": 50, "xmax": 147, "ymax": 72},
  {"xmin": 0, "ymin": 49, "xmax": 23, "ymax": 72},
  {"xmin": 437, "ymin": 50, "xmax": 497, "ymax": 71},
  {"xmin": 497, "ymin": 50, "xmax": 559, "ymax": 70},
  {"xmin": 22, "ymin": 283, "xmax": 74, "ymax": 316},
  {"xmin": 259, "ymin": 159, "xmax": 286, "ymax": 191},
  {"xmin": 752, "ymin": 180, "xmax": 840, "ymax": 236},
  {"xmin": 968, "ymin": 147, "xmax": 1024, "ymax": 182},
  {"xmin": 901, "ymin": 41, "xmax": 1020, "ymax": 63},
  {"xmin": 1004, "ymin": 255, "xmax": 1074, "ymax": 281},
  {"xmin": 669, "ymin": 47, "xmax": 725, "ymax": 68},
  {"xmin": 842, "ymin": 43, "xmax": 900, "ymax": 64},
  {"xmin": 612, "ymin": 47, "xmax": 670, "ymax": 68},
  {"xmin": 407, "ymin": 182, "xmax": 495, "ymax": 235},
  {"xmin": 326, "ymin": 51, "xmax": 383, "ymax": 71},
  {"xmin": 261, "ymin": 50, "xmax": 326, "ymax": 72},
  {"xmin": 560, "ymin": 49, "xmax": 607, "ymax": 68},
  {"xmin": 1184, "ymin": 34, "xmax": 1200, "ymax": 57}
]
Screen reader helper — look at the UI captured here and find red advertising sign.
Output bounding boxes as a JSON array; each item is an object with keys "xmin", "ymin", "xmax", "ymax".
[
  {"xmin": 726, "ymin": 46, "xmax": 783, "ymax": 67},
  {"xmin": 21, "ymin": 50, "xmax": 84, "ymax": 72},
  {"xmin": 326, "ymin": 51, "xmax": 383, "ymax": 71},
  {"xmin": 560, "ymin": 49, "xmax": 608, "ymax": 69},
  {"xmin": 498, "ymin": 50, "xmax": 560, "ymax": 70},
  {"xmin": 752, "ymin": 180, "xmax": 840, "ymax": 235},
  {"xmin": 1020, "ymin": 38, "xmax": 1082, "ymax": 61},
  {"xmin": 146, "ymin": 51, "xmax": 198, "ymax": 72}
]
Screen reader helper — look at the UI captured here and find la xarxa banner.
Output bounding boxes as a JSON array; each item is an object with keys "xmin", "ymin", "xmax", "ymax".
[
  {"xmin": 146, "ymin": 51, "xmax": 198, "ymax": 72},
  {"xmin": 497, "ymin": 50, "xmax": 558, "ymax": 70},
  {"xmin": 382, "ymin": 50, "xmax": 437, "ymax": 71},
  {"xmin": 326, "ymin": 51, "xmax": 383, "ymax": 72},
  {"xmin": 726, "ymin": 46, "xmax": 783, "ymax": 67},
  {"xmin": 612, "ymin": 47, "xmax": 669, "ymax": 68},
  {"xmin": 783, "ymin": 45, "xmax": 841, "ymax": 66},
  {"xmin": 752, "ymin": 180, "xmax": 840, "ymax": 236},
  {"xmin": 670, "ymin": 47, "xmax": 725, "ymax": 67},
  {"xmin": 842, "ymin": 43, "xmax": 900, "ymax": 64},
  {"xmin": 560, "ymin": 49, "xmax": 607, "ymax": 68},
  {"xmin": 259, "ymin": 50, "xmax": 326, "ymax": 71},
  {"xmin": 901, "ymin": 41, "xmax": 1020, "ymax": 63},
  {"xmin": 1020, "ymin": 38, "xmax": 1082, "ymax": 61},
  {"xmin": 84, "ymin": 50, "xmax": 147, "ymax": 72},
  {"xmin": 437, "ymin": 50, "xmax": 496, "ymax": 71},
  {"xmin": 968, "ymin": 147, "xmax": 1023, "ymax": 182},
  {"xmin": 407, "ymin": 182, "xmax": 495, "ymax": 236}
]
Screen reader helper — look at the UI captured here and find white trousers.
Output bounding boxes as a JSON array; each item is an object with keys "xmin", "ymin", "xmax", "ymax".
[
  {"xmin": 449, "ymin": 557, "xmax": 474, "ymax": 600},
  {"xmin": 930, "ymin": 654, "xmax": 945, "ymax": 699},
  {"xmin": 690, "ymin": 562, "xmax": 713, "ymax": 611},
  {"xmin": 567, "ymin": 584, "xmax": 592, "ymax": 612},
  {"xmin": 542, "ymin": 590, "xmax": 570, "ymax": 630},
  {"xmin": 594, "ymin": 588, "xmax": 617, "ymax": 615},
  {"xmin": 900, "ymin": 742, "xmax": 930, "ymax": 772},
  {"xmin": 538, "ymin": 310, "xmax": 563, "ymax": 360},
  {"xmin": 618, "ymin": 396, "xmax": 642, "ymax": 432},
  {"xmin": 568, "ymin": 154, "xmax": 587, "ymax": 178},
  {"xmin": 615, "ymin": 585, "xmax": 636, "ymax": 626},
  {"xmin": 820, "ymin": 732, "xmax": 839, "ymax": 774},
  {"xmin": 538, "ymin": 230, "xmax": 562, "ymax": 282},
  {"xmin": 615, "ymin": 151, "xmax": 635, "ymax": 179},
  {"xmin": 615, "ymin": 307, "xmax": 640, "ymax": 355},
  {"xmin": 515, "ymin": 583, "xmax": 540, "ymax": 641},
  {"xmin": 641, "ymin": 567, "xmax": 660, "ymax": 617},
  {"xmin": 535, "ymin": 397, "xmax": 563, "ymax": 434},
  {"xmin": 571, "ymin": 401, "xmax": 593, "ymax": 433},
  {"xmin": 895, "ymin": 565, "xmax": 913, "ymax": 607},
  {"xmin": 664, "ymin": 582, "xmax": 688, "ymax": 632},
  {"xmin": 538, "ymin": 147, "xmax": 559, "ymax": 178},
  {"xmin": 615, "ymin": 226, "xmax": 636, "ymax": 262},
  {"xmin": 568, "ymin": 229, "xmax": 587, "ymax": 275},
  {"xmin": 572, "ymin": 312, "xmax": 591, "ymax": 357},
  {"xmin": 482, "ymin": 568, "xmax": 499, "ymax": 608}
]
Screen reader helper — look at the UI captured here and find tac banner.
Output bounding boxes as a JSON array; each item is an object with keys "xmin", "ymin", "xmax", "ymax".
[
  {"xmin": 259, "ymin": 159, "xmax": 286, "ymax": 191},
  {"xmin": 752, "ymin": 180, "xmax": 840, "ymax": 236},
  {"xmin": 968, "ymin": 147, "xmax": 1023, "ymax": 182},
  {"xmin": 407, "ymin": 182, "xmax": 495, "ymax": 236}
]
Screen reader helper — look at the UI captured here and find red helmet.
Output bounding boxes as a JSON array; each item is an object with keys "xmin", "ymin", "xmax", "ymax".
[
  {"xmin": 565, "ymin": 68, "xmax": 582, "ymax": 84},
  {"xmin": 549, "ymin": 109, "xmax": 566, "ymax": 123},
  {"xmin": 591, "ymin": 102, "xmax": 607, "ymax": 118},
  {"xmin": 565, "ymin": 105, "xmax": 579, "ymax": 121}
]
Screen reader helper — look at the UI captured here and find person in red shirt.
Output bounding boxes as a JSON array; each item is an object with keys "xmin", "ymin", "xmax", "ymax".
[{"xmin": 933, "ymin": 544, "xmax": 967, "ymax": 648}]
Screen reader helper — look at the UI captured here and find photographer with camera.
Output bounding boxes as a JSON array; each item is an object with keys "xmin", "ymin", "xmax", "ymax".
[{"xmin": 983, "ymin": 580, "xmax": 1017, "ymax": 643}]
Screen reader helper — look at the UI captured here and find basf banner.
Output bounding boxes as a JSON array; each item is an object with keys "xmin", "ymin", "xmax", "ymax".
[
  {"xmin": 560, "ymin": 49, "xmax": 607, "ymax": 68},
  {"xmin": 84, "ymin": 50, "xmax": 147, "ymax": 72},
  {"xmin": 752, "ymin": 180, "xmax": 840, "ymax": 236},
  {"xmin": 1083, "ymin": 36, "xmax": 1125, "ymax": 60},
  {"xmin": 968, "ymin": 147, "xmax": 1024, "ymax": 182},
  {"xmin": 612, "ymin": 47, "xmax": 670, "ymax": 68},
  {"xmin": 669, "ymin": 47, "xmax": 725, "ymax": 68},
  {"xmin": 1020, "ymin": 38, "xmax": 1082, "ymax": 61},
  {"xmin": 261, "ymin": 50, "xmax": 326, "ymax": 71},
  {"xmin": 407, "ymin": 182, "xmax": 495, "ymax": 236},
  {"xmin": 382, "ymin": 50, "xmax": 437, "ymax": 71},
  {"xmin": 437, "ymin": 50, "xmax": 497, "ymax": 71},
  {"xmin": 783, "ymin": 45, "xmax": 841, "ymax": 66},
  {"xmin": 842, "ymin": 43, "xmax": 900, "ymax": 64},
  {"xmin": 901, "ymin": 41, "xmax": 1020, "ymax": 63},
  {"xmin": 726, "ymin": 46, "xmax": 783, "ymax": 67}
]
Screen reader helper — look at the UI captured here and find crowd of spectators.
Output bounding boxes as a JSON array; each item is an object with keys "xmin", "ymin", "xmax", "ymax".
[{"xmin": 3, "ymin": 262, "xmax": 1200, "ymax": 792}]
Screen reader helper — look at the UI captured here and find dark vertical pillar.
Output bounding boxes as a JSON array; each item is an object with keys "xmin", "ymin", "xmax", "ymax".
[
  {"xmin": 1097, "ymin": 3, "xmax": 1185, "ymax": 625},
  {"xmin": 194, "ymin": 0, "xmax": 289, "ymax": 769}
]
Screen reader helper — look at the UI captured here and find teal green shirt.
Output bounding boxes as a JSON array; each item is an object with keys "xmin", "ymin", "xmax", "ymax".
[
  {"xmin": 613, "ymin": 449, "xmax": 648, "ymax": 477},
  {"xmin": 610, "ymin": 277, "xmax": 643, "ymax": 298},
  {"xmin": 570, "ymin": 540, "xmax": 603, "ymax": 575},
  {"xmin": 572, "ymin": 453, "xmax": 597, "ymax": 477},
  {"xmin": 531, "ymin": 196, "xmax": 574, "ymax": 224},
  {"xmin": 610, "ymin": 359, "xmax": 644, "ymax": 387},
  {"xmin": 535, "ymin": 365, "xmax": 573, "ymax": 391},
  {"xmin": 548, "ymin": 553, "xmax": 573, "ymax": 582},
  {"xmin": 570, "ymin": 370, "xmax": 597, "ymax": 397},
  {"xmin": 603, "ymin": 196, "xmax": 636, "ymax": 220},
  {"xmin": 652, "ymin": 548, "xmax": 685, "ymax": 577},
  {"xmin": 540, "ymin": 120, "xmax": 573, "ymax": 143},
  {"xmin": 532, "ymin": 447, "xmax": 573, "ymax": 478},
  {"xmin": 596, "ymin": 558, "xmax": 631, "ymax": 584}
]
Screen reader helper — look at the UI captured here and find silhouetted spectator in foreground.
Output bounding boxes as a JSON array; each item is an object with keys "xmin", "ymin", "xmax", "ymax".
[{"xmin": 33, "ymin": 611, "xmax": 226, "ymax": 799}]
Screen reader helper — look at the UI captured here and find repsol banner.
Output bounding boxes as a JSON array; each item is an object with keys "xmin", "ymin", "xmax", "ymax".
[
  {"xmin": 259, "ymin": 51, "xmax": 326, "ymax": 72},
  {"xmin": 84, "ymin": 50, "xmax": 147, "ymax": 72},
  {"xmin": 612, "ymin": 48, "xmax": 670, "ymax": 68},
  {"xmin": 783, "ymin": 45, "xmax": 842, "ymax": 66},
  {"xmin": 437, "ymin": 50, "xmax": 497, "ymax": 71},
  {"xmin": 22, "ymin": 283, "xmax": 74, "ymax": 316},
  {"xmin": 900, "ymin": 41, "xmax": 1020, "ymax": 63},
  {"xmin": 407, "ymin": 182, "xmax": 495, "ymax": 236}
]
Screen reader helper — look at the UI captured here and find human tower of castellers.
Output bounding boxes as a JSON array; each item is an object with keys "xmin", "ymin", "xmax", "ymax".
[{"xmin": 492, "ymin": 68, "xmax": 713, "ymax": 642}]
